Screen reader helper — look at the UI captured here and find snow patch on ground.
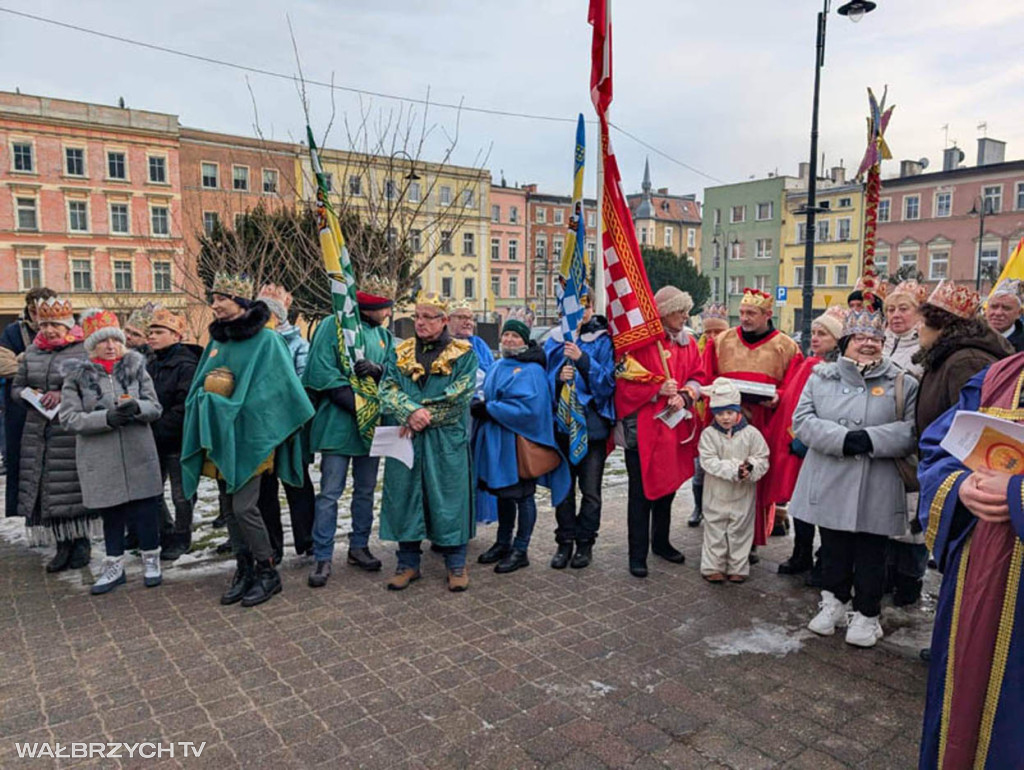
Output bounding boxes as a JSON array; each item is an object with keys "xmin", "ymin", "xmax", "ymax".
[
  {"xmin": 541, "ymin": 680, "xmax": 617, "ymax": 700},
  {"xmin": 703, "ymin": 620, "xmax": 811, "ymax": 658}
]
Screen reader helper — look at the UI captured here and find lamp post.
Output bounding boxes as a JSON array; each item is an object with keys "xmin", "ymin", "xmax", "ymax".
[
  {"xmin": 712, "ymin": 228, "xmax": 740, "ymax": 321},
  {"xmin": 969, "ymin": 197, "xmax": 992, "ymax": 292},
  {"xmin": 799, "ymin": 0, "xmax": 876, "ymax": 352},
  {"xmin": 535, "ymin": 251, "xmax": 551, "ymax": 325}
]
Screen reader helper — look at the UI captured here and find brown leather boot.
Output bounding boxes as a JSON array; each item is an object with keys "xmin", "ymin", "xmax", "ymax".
[
  {"xmin": 386, "ymin": 568, "xmax": 421, "ymax": 591},
  {"xmin": 447, "ymin": 566, "xmax": 469, "ymax": 592}
]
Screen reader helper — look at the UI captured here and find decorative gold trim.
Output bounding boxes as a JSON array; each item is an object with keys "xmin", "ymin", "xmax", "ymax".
[
  {"xmin": 978, "ymin": 406, "xmax": 1024, "ymax": 420},
  {"xmin": 973, "ymin": 538, "xmax": 1024, "ymax": 769},
  {"xmin": 926, "ymin": 470, "xmax": 966, "ymax": 552},
  {"xmin": 1011, "ymin": 369, "xmax": 1024, "ymax": 410},
  {"xmin": 938, "ymin": 537, "xmax": 972, "ymax": 768},
  {"xmin": 394, "ymin": 337, "xmax": 472, "ymax": 382}
]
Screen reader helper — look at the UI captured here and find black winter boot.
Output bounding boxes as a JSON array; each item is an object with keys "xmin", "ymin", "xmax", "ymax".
[
  {"xmin": 68, "ymin": 538, "xmax": 91, "ymax": 569},
  {"xmin": 160, "ymin": 531, "xmax": 191, "ymax": 562},
  {"xmin": 478, "ymin": 541, "xmax": 511, "ymax": 565},
  {"xmin": 220, "ymin": 554, "xmax": 255, "ymax": 605},
  {"xmin": 570, "ymin": 543, "xmax": 593, "ymax": 569},
  {"xmin": 46, "ymin": 540, "xmax": 73, "ymax": 573},
  {"xmin": 550, "ymin": 543, "xmax": 573, "ymax": 569},
  {"xmin": 494, "ymin": 549, "xmax": 530, "ymax": 574},
  {"xmin": 688, "ymin": 484, "xmax": 704, "ymax": 527},
  {"xmin": 241, "ymin": 560, "xmax": 282, "ymax": 606}
]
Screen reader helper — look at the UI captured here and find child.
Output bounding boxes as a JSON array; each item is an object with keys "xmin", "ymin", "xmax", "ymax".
[{"xmin": 697, "ymin": 378, "xmax": 770, "ymax": 584}]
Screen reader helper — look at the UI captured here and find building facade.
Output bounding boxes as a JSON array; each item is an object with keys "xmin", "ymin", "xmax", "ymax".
[
  {"xmin": 487, "ymin": 183, "xmax": 527, "ymax": 322},
  {"xmin": 0, "ymin": 91, "xmax": 185, "ymax": 328},
  {"xmin": 626, "ymin": 160, "xmax": 702, "ymax": 263}
]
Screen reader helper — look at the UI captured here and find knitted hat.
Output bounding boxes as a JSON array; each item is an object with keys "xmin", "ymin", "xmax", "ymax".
[
  {"xmin": 707, "ymin": 377, "xmax": 742, "ymax": 411},
  {"xmin": 842, "ymin": 309, "xmax": 886, "ymax": 339},
  {"xmin": 654, "ymin": 286, "xmax": 693, "ymax": 318},
  {"xmin": 35, "ymin": 297, "xmax": 75, "ymax": 329},
  {"xmin": 926, "ymin": 280, "xmax": 981, "ymax": 320},
  {"xmin": 81, "ymin": 309, "xmax": 126, "ymax": 352},
  {"xmin": 257, "ymin": 284, "xmax": 293, "ymax": 323},
  {"xmin": 739, "ymin": 288, "xmax": 773, "ymax": 312},
  {"xmin": 124, "ymin": 302, "xmax": 158, "ymax": 335},
  {"xmin": 501, "ymin": 319, "xmax": 531, "ymax": 346},
  {"xmin": 148, "ymin": 307, "xmax": 186, "ymax": 337},
  {"xmin": 811, "ymin": 305, "xmax": 847, "ymax": 341},
  {"xmin": 989, "ymin": 278, "xmax": 1023, "ymax": 307},
  {"xmin": 887, "ymin": 279, "xmax": 927, "ymax": 307}
]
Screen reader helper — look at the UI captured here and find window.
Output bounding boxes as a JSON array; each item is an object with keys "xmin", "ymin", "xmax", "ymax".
[
  {"xmin": 535, "ymin": 275, "xmax": 545, "ymax": 297},
  {"xmin": 462, "ymin": 189, "xmax": 475, "ymax": 209},
  {"xmin": 464, "ymin": 277, "xmax": 475, "ymax": 299},
  {"xmin": 20, "ymin": 258, "xmax": 42, "ymax": 290},
  {"xmin": 728, "ymin": 276, "xmax": 744, "ymax": 295},
  {"xmin": 408, "ymin": 181, "xmax": 421, "ymax": 203},
  {"xmin": 508, "ymin": 239, "xmax": 518, "ymax": 261},
  {"xmin": 838, "ymin": 218, "xmax": 852, "ymax": 241},
  {"xmin": 981, "ymin": 245, "xmax": 1000, "ymax": 277},
  {"xmin": 586, "ymin": 240, "xmax": 596, "ymax": 266},
  {"xmin": 929, "ymin": 250, "xmax": 949, "ymax": 280},
  {"xmin": 15, "ymin": 198, "xmax": 37, "ymax": 230},
  {"xmin": 754, "ymin": 275, "xmax": 770, "ymax": 292},
  {"xmin": 232, "ymin": 166, "xmax": 249, "ymax": 192},
  {"xmin": 665, "ymin": 226, "xmax": 673, "ymax": 248},
  {"xmin": 68, "ymin": 200, "xmax": 88, "ymax": 232},
  {"xmin": 983, "ymin": 185, "xmax": 1002, "ymax": 214},
  {"xmin": 71, "ymin": 259, "xmax": 93, "ymax": 292},
  {"xmin": 587, "ymin": 212, "xmax": 596, "ymax": 228},
  {"xmin": 797, "ymin": 223, "xmax": 808, "ymax": 243},
  {"xmin": 385, "ymin": 179, "xmax": 397, "ymax": 201},
  {"xmin": 262, "ymin": 169, "xmax": 278, "ymax": 194},
  {"xmin": 491, "ymin": 238, "xmax": 501, "ymax": 260},
  {"xmin": 151, "ymin": 206, "xmax": 169, "ymax": 237},
  {"xmin": 756, "ymin": 201, "xmax": 773, "ymax": 220},
  {"xmin": 148, "ymin": 156, "xmax": 166, "ymax": 184},
  {"xmin": 233, "ymin": 213, "xmax": 245, "ymax": 230},
  {"xmin": 878, "ymin": 199, "xmax": 891, "ymax": 223},
  {"xmin": 491, "ymin": 275, "xmax": 501, "ymax": 298},
  {"xmin": 440, "ymin": 231, "xmax": 453, "ymax": 254},
  {"xmin": 875, "ymin": 248, "xmax": 889, "ymax": 275},
  {"xmin": 554, "ymin": 209, "xmax": 564, "ymax": 225},
  {"xmin": 835, "ymin": 265, "xmax": 849, "ymax": 286},
  {"xmin": 729, "ymin": 241, "xmax": 742, "ymax": 260},
  {"xmin": 639, "ymin": 227, "xmax": 648, "ymax": 245},
  {"xmin": 794, "ymin": 266, "xmax": 805, "ymax": 287},
  {"xmin": 817, "ymin": 220, "xmax": 830, "ymax": 242},
  {"xmin": 535, "ymin": 207, "xmax": 547, "ymax": 224},
  {"xmin": 899, "ymin": 249, "xmax": 918, "ymax": 269},
  {"xmin": 713, "ymin": 208, "xmax": 722, "ymax": 226},
  {"xmin": 814, "ymin": 266, "xmax": 827, "ymax": 286},
  {"xmin": 348, "ymin": 175, "xmax": 361, "ymax": 196},
  {"xmin": 536, "ymin": 235, "xmax": 547, "ymax": 259},
  {"xmin": 730, "ymin": 205, "xmax": 745, "ymax": 223},
  {"xmin": 12, "ymin": 142, "xmax": 33, "ymax": 172},
  {"xmin": 65, "ymin": 148, "xmax": 85, "ymax": 176},
  {"xmin": 386, "ymin": 227, "xmax": 397, "ymax": 249},
  {"xmin": 462, "ymin": 232, "xmax": 475, "ymax": 256},
  {"xmin": 712, "ymin": 250, "xmax": 721, "ymax": 270},
  {"xmin": 687, "ymin": 228, "xmax": 696, "ymax": 249},
  {"xmin": 203, "ymin": 211, "xmax": 219, "ymax": 236},
  {"xmin": 508, "ymin": 274, "xmax": 519, "ymax": 298},
  {"xmin": 904, "ymin": 195, "xmax": 920, "ymax": 220},
  {"xmin": 153, "ymin": 261, "xmax": 172, "ymax": 292},
  {"xmin": 1016, "ymin": 182, "xmax": 1024, "ymax": 211},
  {"xmin": 553, "ymin": 237, "xmax": 563, "ymax": 259},
  {"xmin": 491, "ymin": 205, "xmax": 501, "ymax": 223},
  {"xmin": 113, "ymin": 260, "xmax": 133, "ymax": 292},
  {"xmin": 409, "ymin": 229, "xmax": 422, "ymax": 253},
  {"xmin": 711, "ymin": 277, "xmax": 720, "ymax": 299},
  {"xmin": 323, "ymin": 172, "xmax": 333, "ymax": 192},
  {"xmin": 441, "ymin": 276, "xmax": 453, "ymax": 297},
  {"xmin": 935, "ymin": 191, "xmax": 952, "ymax": 218},
  {"xmin": 201, "ymin": 162, "xmax": 218, "ymax": 189},
  {"xmin": 510, "ymin": 206, "xmax": 519, "ymax": 224},
  {"xmin": 107, "ymin": 151, "xmax": 126, "ymax": 180},
  {"xmin": 838, "ymin": 197, "xmax": 852, "ymax": 208},
  {"xmin": 110, "ymin": 203, "xmax": 129, "ymax": 234},
  {"xmin": 439, "ymin": 186, "xmax": 452, "ymax": 205},
  {"xmin": 755, "ymin": 238, "xmax": 772, "ymax": 259}
]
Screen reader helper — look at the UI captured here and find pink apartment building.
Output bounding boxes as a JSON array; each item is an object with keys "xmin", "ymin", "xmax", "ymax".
[{"xmin": 488, "ymin": 183, "xmax": 528, "ymax": 323}]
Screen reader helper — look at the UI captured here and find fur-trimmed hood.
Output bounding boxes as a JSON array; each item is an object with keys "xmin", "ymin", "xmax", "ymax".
[
  {"xmin": 62, "ymin": 348, "xmax": 148, "ymax": 391},
  {"xmin": 208, "ymin": 301, "xmax": 271, "ymax": 343},
  {"xmin": 811, "ymin": 355, "xmax": 901, "ymax": 382},
  {"xmin": 913, "ymin": 324, "xmax": 1012, "ymax": 373},
  {"xmin": 502, "ymin": 339, "xmax": 547, "ymax": 367}
]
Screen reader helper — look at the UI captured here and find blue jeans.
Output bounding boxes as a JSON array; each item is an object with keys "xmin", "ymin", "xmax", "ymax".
[
  {"xmin": 397, "ymin": 541, "xmax": 467, "ymax": 571},
  {"xmin": 312, "ymin": 453, "xmax": 381, "ymax": 560},
  {"xmin": 497, "ymin": 495, "xmax": 538, "ymax": 552}
]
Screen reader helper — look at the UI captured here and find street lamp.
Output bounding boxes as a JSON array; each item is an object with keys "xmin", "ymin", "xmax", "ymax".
[
  {"xmin": 390, "ymin": 149, "xmax": 421, "ymax": 181},
  {"xmin": 712, "ymin": 228, "xmax": 740, "ymax": 318},
  {"xmin": 799, "ymin": 0, "xmax": 876, "ymax": 351},
  {"xmin": 969, "ymin": 197, "xmax": 993, "ymax": 292},
  {"xmin": 535, "ymin": 251, "xmax": 552, "ymax": 325}
]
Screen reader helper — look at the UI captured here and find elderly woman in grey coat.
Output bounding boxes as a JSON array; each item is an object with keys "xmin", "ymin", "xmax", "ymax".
[
  {"xmin": 790, "ymin": 308, "xmax": 918, "ymax": 649},
  {"xmin": 60, "ymin": 309, "xmax": 164, "ymax": 595}
]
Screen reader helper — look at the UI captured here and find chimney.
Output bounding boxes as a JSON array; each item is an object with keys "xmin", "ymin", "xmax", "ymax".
[
  {"xmin": 798, "ymin": 162, "xmax": 810, "ymax": 181},
  {"xmin": 522, "ymin": 183, "xmax": 538, "ymax": 195},
  {"xmin": 831, "ymin": 166, "xmax": 845, "ymax": 184},
  {"xmin": 900, "ymin": 160, "xmax": 924, "ymax": 178},
  {"xmin": 977, "ymin": 137, "xmax": 1006, "ymax": 166},
  {"xmin": 657, "ymin": 187, "xmax": 668, "ymax": 195},
  {"xmin": 943, "ymin": 146, "xmax": 965, "ymax": 172}
]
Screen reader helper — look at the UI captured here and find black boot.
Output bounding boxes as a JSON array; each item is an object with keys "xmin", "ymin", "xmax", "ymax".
[
  {"xmin": 46, "ymin": 540, "xmax": 73, "ymax": 573},
  {"xmin": 778, "ymin": 539, "xmax": 813, "ymax": 575},
  {"xmin": 550, "ymin": 543, "xmax": 573, "ymax": 569},
  {"xmin": 241, "ymin": 560, "xmax": 282, "ymax": 607},
  {"xmin": 160, "ymin": 531, "xmax": 191, "ymax": 562},
  {"xmin": 652, "ymin": 543, "xmax": 685, "ymax": 564},
  {"xmin": 494, "ymin": 549, "xmax": 530, "ymax": 574},
  {"xmin": 220, "ymin": 554, "xmax": 255, "ymax": 605},
  {"xmin": 893, "ymin": 578, "xmax": 923, "ymax": 607},
  {"xmin": 68, "ymin": 538, "xmax": 91, "ymax": 569},
  {"xmin": 688, "ymin": 484, "xmax": 704, "ymax": 527},
  {"xmin": 804, "ymin": 559, "xmax": 823, "ymax": 587},
  {"xmin": 629, "ymin": 559, "xmax": 648, "ymax": 578},
  {"xmin": 347, "ymin": 547, "xmax": 383, "ymax": 571},
  {"xmin": 749, "ymin": 547, "xmax": 760, "ymax": 566},
  {"xmin": 570, "ymin": 542, "xmax": 593, "ymax": 569},
  {"xmin": 478, "ymin": 541, "xmax": 511, "ymax": 565},
  {"xmin": 211, "ymin": 513, "xmax": 226, "ymax": 529}
]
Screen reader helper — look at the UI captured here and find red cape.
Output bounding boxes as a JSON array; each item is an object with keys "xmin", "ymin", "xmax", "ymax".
[{"xmin": 762, "ymin": 355, "xmax": 821, "ymax": 509}]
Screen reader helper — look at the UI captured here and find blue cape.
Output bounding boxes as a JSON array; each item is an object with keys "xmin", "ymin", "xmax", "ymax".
[
  {"xmin": 543, "ymin": 327, "xmax": 616, "ymax": 424},
  {"xmin": 469, "ymin": 335, "xmax": 494, "ymax": 374}
]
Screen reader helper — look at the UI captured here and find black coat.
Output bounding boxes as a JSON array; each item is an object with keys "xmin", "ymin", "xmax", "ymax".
[
  {"xmin": 146, "ymin": 342, "xmax": 199, "ymax": 456},
  {"xmin": 1006, "ymin": 318, "xmax": 1024, "ymax": 353}
]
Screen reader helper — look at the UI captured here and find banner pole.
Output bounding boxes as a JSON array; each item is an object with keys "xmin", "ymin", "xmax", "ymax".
[{"xmin": 594, "ymin": 122, "xmax": 607, "ymax": 316}]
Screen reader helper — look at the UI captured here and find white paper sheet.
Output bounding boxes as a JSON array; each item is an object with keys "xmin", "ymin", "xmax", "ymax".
[
  {"xmin": 21, "ymin": 387, "xmax": 59, "ymax": 421},
  {"xmin": 369, "ymin": 426, "xmax": 415, "ymax": 469},
  {"xmin": 654, "ymin": 405, "xmax": 690, "ymax": 429},
  {"xmin": 940, "ymin": 410, "xmax": 1024, "ymax": 468}
]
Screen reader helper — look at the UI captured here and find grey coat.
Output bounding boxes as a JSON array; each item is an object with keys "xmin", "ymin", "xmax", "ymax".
[
  {"xmin": 790, "ymin": 357, "xmax": 918, "ymax": 537},
  {"xmin": 60, "ymin": 350, "xmax": 163, "ymax": 510},
  {"xmin": 12, "ymin": 340, "xmax": 88, "ymax": 526}
]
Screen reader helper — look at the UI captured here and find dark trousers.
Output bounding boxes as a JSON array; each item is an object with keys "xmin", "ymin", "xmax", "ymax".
[
  {"xmin": 259, "ymin": 468, "xmax": 315, "ymax": 556},
  {"xmin": 888, "ymin": 540, "xmax": 929, "ymax": 592},
  {"xmin": 256, "ymin": 472, "xmax": 285, "ymax": 557},
  {"xmin": 554, "ymin": 436, "xmax": 606, "ymax": 545},
  {"xmin": 496, "ymin": 495, "xmax": 538, "ymax": 552},
  {"xmin": 99, "ymin": 496, "xmax": 161, "ymax": 557},
  {"xmin": 218, "ymin": 475, "xmax": 273, "ymax": 562},
  {"xmin": 625, "ymin": 449, "xmax": 675, "ymax": 562},
  {"xmin": 158, "ymin": 453, "xmax": 194, "ymax": 536},
  {"xmin": 819, "ymin": 526, "xmax": 888, "ymax": 617},
  {"xmin": 3, "ymin": 401, "xmax": 26, "ymax": 518}
]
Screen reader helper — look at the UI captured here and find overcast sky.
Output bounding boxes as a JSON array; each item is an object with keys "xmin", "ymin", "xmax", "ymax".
[{"xmin": 3, "ymin": 1, "xmax": 1024, "ymax": 200}]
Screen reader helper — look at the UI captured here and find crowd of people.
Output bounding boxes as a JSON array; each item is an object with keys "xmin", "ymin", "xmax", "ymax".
[{"xmin": 1, "ymin": 269, "xmax": 1022, "ymax": 766}]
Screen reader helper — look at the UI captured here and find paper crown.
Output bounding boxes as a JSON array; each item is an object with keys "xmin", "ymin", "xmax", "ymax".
[
  {"xmin": 360, "ymin": 275, "xmax": 397, "ymax": 301},
  {"xmin": 887, "ymin": 279, "xmax": 927, "ymax": 306},
  {"xmin": 811, "ymin": 305, "xmax": 847, "ymax": 340},
  {"xmin": 448, "ymin": 298, "xmax": 474, "ymax": 314},
  {"xmin": 701, "ymin": 302, "xmax": 729, "ymax": 322},
  {"xmin": 210, "ymin": 272, "xmax": 254, "ymax": 300},
  {"xmin": 990, "ymin": 278, "xmax": 1023, "ymax": 304},
  {"xmin": 257, "ymin": 283, "xmax": 293, "ymax": 310},
  {"xmin": 854, "ymin": 274, "xmax": 889, "ymax": 300},
  {"xmin": 414, "ymin": 290, "xmax": 449, "ymax": 314},
  {"xmin": 80, "ymin": 308, "xmax": 125, "ymax": 352},
  {"xmin": 739, "ymin": 288, "xmax": 773, "ymax": 312},
  {"xmin": 35, "ymin": 297, "xmax": 74, "ymax": 327},
  {"xmin": 125, "ymin": 301, "xmax": 159, "ymax": 333},
  {"xmin": 926, "ymin": 280, "xmax": 981, "ymax": 320},
  {"xmin": 148, "ymin": 307, "xmax": 186, "ymax": 336},
  {"xmin": 842, "ymin": 309, "xmax": 886, "ymax": 338}
]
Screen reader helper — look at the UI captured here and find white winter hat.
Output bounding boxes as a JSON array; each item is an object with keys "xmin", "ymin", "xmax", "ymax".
[{"xmin": 707, "ymin": 377, "xmax": 742, "ymax": 411}]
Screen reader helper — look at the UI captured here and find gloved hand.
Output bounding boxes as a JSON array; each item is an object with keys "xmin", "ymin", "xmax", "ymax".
[
  {"xmin": 470, "ymin": 400, "xmax": 489, "ymax": 422},
  {"xmin": 116, "ymin": 398, "xmax": 141, "ymax": 416},
  {"xmin": 353, "ymin": 359, "xmax": 383, "ymax": 382},
  {"xmin": 106, "ymin": 409, "xmax": 133, "ymax": 428},
  {"xmin": 790, "ymin": 437, "xmax": 808, "ymax": 458},
  {"xmin": 327, "ymin": 386, "xmax": 356, "ymax": 414},
  {"xmin": 842, "ymin": 429, "xmax": 873, "ymax": 456}
]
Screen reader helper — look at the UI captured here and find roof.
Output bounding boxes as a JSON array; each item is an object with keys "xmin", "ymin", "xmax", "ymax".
[{"xmin": 626, "ymin": 193, "xmax": 701, "ymax": 224}]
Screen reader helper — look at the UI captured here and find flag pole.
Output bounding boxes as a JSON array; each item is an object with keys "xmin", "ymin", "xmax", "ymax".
[{"xmin": 594, "ymin": 133, "xmax": 606, "ymax": 316}]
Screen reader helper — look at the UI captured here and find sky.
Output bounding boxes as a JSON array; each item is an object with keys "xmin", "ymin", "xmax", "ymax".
[{"xmin": 2, "ymin": 0, "xmax": 1024, "ymax": 201}]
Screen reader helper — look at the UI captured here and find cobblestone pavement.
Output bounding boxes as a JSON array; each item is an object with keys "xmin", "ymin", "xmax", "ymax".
[{"xmin": 0, "ymin": 473, "xmax": 930, "ymax": 769}]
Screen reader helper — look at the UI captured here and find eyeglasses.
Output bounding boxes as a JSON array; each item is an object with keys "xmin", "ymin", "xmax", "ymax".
[
  {"xmin": 851, "ymin": 335, "xmax": 881, "ymax": 344},
  {"xmin": 413, "ymin": 313, "xmax": 444, "ymax": 322}
]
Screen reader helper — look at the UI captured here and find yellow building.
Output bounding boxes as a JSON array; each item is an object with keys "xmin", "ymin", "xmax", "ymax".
[
  {"xmin": 296, "ymin": 150, "xmax": 491, "ymax": 312},
  {"xmin": 779, "ymin": 179, "xmax": 865, "ymax": 333}
]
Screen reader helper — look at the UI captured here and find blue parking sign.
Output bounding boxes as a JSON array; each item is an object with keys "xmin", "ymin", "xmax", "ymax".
[{"xmin": 775, "ymin": 286, "xmax": 788, "ymax": 304}]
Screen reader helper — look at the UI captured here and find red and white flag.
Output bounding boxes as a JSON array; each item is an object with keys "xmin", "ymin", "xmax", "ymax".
[{"xmin": 589, "ymin": 0, "xmax": 663, "ymax": 356}]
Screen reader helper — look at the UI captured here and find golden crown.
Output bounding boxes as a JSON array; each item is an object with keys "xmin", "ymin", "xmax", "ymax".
[
  {"xmin": 360, "ymin": 274, "xmax": 397, "ymax": 300},
  {"xmin": 739, "ymin": 288, "xmax": 773, "ymax": 311},
  {"xmin": 448, "ymin": 298, "xmax": 474, "ymax": 314},
  {"xmin": 35, "ymin": 297, "xmax": 74, "ymax": 323},
  {"xmin": 842, "ymin": 309, "xmax": 886, "ymax": 338},
  {"xmin": 414, "ymin": 290, "xmax": 449, "ymax": 314},
  {"xmin": 125, "ymin": 301, "xmax": 159, "ymax": 332},
  {"xmin": 927, "ymin": 280, "xmax": 980, "ymax": 320},
  {"xmin": 211, "ymin": 272, "xmax": 254, "ymax": 300}
]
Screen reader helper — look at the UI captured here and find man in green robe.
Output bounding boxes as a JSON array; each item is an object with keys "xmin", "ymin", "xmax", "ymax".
[
  {"xmin": 379, "ymin": 291, "xmax": 478, "ymax": 592},
  {"xmin": 303, "ymin": 279, "xmax": 396, "ymax": 588},
  {"xmin": 181, "ymin": 273, "xmax": 314, "ymax": 607}
]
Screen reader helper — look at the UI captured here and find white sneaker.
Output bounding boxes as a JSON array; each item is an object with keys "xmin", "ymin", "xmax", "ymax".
[
  {"xmin": 91, "ymin": 557, "xmax": 125, "ymax": 595},
  {"xmin": 141, "ymin": 549, "xmax": 162, "ymax": 588},
  {"xmin": 845, "ymin": 611, "xmax": 883, "ymax": 648},
  {"xmin": 807, "ymin": 590, "xmax": 851, "ymax": 636}
]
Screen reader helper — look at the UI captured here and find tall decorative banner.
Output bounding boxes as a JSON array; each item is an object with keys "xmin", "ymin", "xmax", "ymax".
[
  {"xmin": 555, "ymin": 114, "xmax": 589, "ymax": 465},
  {"xmin": 992, "ymin": 236, "xmax": 1024, "ymax": 287},
  {"xmin": 306, "ymin": 126, "xmax": 379, "ymax": 446},
  {"xmin": 589, "ymin": 0, "xmax": 664, "ymax": 356},
  {"xmin": 855, "ymin": 87, "xmax": 894, "ymax": 305}
]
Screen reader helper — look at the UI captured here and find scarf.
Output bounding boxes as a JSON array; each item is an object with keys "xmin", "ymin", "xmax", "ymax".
[
  {"xmin": 91, "ymin": 357, "xmax": 121, "ymax": 374},
  {"xmin": 33, "ymin": 325, "xmax": 84, "ymax": 351},
  {"xmin": 842, "ymin": 355, "xmax": 883, "ymax": 377}
]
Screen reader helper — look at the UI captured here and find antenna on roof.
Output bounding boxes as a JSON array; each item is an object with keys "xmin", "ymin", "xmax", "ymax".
[{"xmin": 977, "ymin": 121, "xmax": 988, "ymax": 137}]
